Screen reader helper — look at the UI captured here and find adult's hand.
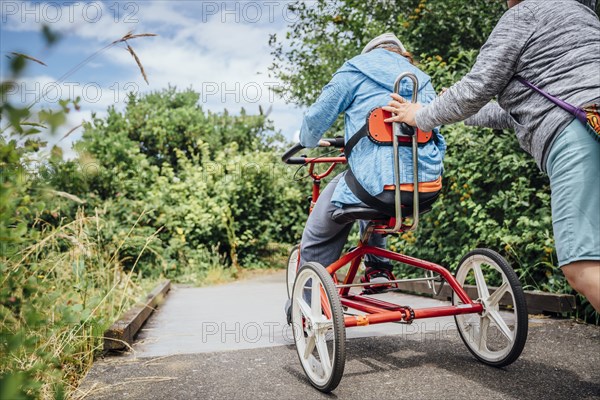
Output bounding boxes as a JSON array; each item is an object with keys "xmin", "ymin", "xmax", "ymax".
[{"xmin": 382, "ymin": 93, "xmax": 422, "ymax": 127}]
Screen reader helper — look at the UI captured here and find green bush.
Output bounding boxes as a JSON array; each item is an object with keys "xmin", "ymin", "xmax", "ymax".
[
  {"xmin": 1, "ymin": 133, "xmax": 153, "ymax": 399},
  {"xmin": 48, "ymin": 88, "xmax": 307, "ymax": 274}
]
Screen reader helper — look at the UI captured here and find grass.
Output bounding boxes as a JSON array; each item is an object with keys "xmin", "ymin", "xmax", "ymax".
[
  {"xmin": 0, "ymin": 208, "xmax": 158, "ymax": 399},
  {"xmin": 0, "ymin": 207, "xmax": 291, "ymax": 399}
]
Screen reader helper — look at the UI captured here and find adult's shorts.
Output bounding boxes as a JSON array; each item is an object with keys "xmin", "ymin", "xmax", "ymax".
[{"xmin": 546, "ymin": 118, "xmax": 600, "ymax": 267}]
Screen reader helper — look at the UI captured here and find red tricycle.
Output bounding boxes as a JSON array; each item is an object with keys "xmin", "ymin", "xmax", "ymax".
[{"xmin": 281, "ymin": 73, "xmax": 528, "ymax": 393}]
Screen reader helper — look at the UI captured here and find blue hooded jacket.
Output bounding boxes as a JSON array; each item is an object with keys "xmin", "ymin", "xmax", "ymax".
[{"xmin": 299, "ymin": 48, "xmax": 446, "ymax": 207}]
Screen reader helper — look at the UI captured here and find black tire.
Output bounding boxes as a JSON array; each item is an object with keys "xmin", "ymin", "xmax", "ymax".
[
  {"xmin": 291, "ymin": 262, "xmax": 346, "ymax": 393},
  {"xmin": 453, "ymin": 248, "xmax": 528, "ymax": 367},
  {"xmin": 286, "ymin": 244, "xmax": 300, "ymax": 299}
]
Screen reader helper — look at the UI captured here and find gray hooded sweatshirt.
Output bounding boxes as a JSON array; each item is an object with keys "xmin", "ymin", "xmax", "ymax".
[{"xmin": 415, "ymin": 0, "xmax": 600, "ymax": 171}]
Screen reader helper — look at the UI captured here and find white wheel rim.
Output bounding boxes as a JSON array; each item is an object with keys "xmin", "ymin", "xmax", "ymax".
[
  {"xmin": 287, "ymin": 247, "xmax": 299, "ymax": 298},
  {"xmin": 292, "ymin": 268, "xmax": 335, "ymax": 386},
  {"xmin": 454, "ymin": 254, "xmax": 519, "ymax": 362}
]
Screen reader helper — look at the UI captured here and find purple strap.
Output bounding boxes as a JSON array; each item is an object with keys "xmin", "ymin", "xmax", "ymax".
[{"xmin": 516, "ymin": 77, "xmax": 588, "ymax": 124}]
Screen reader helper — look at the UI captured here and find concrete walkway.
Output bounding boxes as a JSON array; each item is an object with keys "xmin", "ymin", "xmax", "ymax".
[
  {"xmin": 76, "ymin": 271, "xmax": 600, "ymax": 400},
  {"xmin": 130, "ymin": 271, "xmax": 457, "ymax": 357}
]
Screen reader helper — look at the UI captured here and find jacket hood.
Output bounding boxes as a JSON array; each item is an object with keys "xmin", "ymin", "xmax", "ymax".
[{"xmin": 336, "ymin": 48, "xmax": 432, "ymax": 95}]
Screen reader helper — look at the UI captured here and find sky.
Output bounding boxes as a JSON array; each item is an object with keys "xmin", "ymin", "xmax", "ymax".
[{"xmin": 1, "ymin": 0, "xmax": 310, "ymax": 158}]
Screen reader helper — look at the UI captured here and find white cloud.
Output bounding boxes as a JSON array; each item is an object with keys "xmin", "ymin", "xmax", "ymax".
[
  {"xmin": 3, "ymin": 1, "xmax": 308, "ymax": 145},
  {"xmin": 3, "ymin": 73, "xmax": 114, "ymax": 159},
  {"xmin": 102, "ymin": 13, "xmax": 303, "ymax": 139},
  {"xmin": 9, "ymin": 74, "xmax": 130, "ymax": 114},
  {"xmin": 1, "ymin": 1, "xmax": 133, "ymax": 42},
  {"xmin": 292, "ymin": 129, "xmax": 300, "ymax": 143}
]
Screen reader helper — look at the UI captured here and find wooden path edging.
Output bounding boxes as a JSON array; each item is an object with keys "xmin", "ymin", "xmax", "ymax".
[
  {"xmin": 395, "ymin": 280, "xmax": 576, "ymax": 314},
  {"xmin": 104, "ymin": 280, "xmax": 171, "ymax": 351}
]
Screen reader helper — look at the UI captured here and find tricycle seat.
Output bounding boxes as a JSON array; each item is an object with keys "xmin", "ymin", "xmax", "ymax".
[
  {"xmin": 331, "ymin": 206, "xmax": 390, "ymax": 224},
  {"xmin": 330, "ymin": 194, "xmax": 437, "ymax": 225}
]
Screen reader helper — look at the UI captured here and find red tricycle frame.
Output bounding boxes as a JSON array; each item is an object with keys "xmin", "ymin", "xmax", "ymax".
[
  {"xmin": 282, "ymin": 72, "xmax": 527, "ymax": 394},
  {"xmin": 286, "ymin": 141, "xmax": 483, "ymax": 328}
]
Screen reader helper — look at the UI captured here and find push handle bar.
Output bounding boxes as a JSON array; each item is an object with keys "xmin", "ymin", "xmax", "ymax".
[
  {"xmin": 281, "ymin": 137, "xmax": 345, "ymax": 164},
  {"xmin": 383, "ymin": 72, "xmax": 420, "ymax": 234}
]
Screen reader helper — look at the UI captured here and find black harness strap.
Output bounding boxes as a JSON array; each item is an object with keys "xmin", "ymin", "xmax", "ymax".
[
  {"xmin": 343, "ymin": 122, "xmax": 395, "ymax": 215},
  {"xmin": 344, "ymin": 124, "xmax": 368, "ymax": 160},
  {"xmin": 344, "ymin": 168, "xmax": 395, "ymax": 216},
  {"xmin": 343, "ymin": 116, "xmax": 436, "ymax": 216}
]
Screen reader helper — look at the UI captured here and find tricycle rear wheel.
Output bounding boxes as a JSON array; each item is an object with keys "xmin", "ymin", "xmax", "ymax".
[
  {"xmin": 286, "ymin": 244, "xmax": 300, "ymax": 299},
  {"xmin": 453, "ymin": 248, "xmax": 528, "ymax": 367},
  {"xmin": 291, "ymin": 262, "xmax": 346, "ymax": 392}
]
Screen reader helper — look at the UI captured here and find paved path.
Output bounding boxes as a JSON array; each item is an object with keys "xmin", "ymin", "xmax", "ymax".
[
  {"xmin": 77, "ymin": 271, "xmax": 600, "ymax": 400},
  {"xmin": 130, "ymin": 271, "xmax": 457, "ymax": 357}
]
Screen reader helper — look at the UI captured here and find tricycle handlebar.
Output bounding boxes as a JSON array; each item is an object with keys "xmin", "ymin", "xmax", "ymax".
[{"xmin": 281, "ymin": 137, "xmax": 345, "ymax": 164}]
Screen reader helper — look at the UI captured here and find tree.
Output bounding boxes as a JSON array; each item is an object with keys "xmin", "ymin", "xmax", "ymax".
[
  {"xmin": 51, "ymin": 88, "xmax": 305, "ymax": 271},
  {"xmin": 269, "ymin": 0, "xmax": 506, "ymax": 106}
]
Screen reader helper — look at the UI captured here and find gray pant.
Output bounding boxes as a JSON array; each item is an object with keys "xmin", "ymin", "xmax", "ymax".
[{"xmin": 299, "ymin": 172, "xmax": 388, "ymax": 268}]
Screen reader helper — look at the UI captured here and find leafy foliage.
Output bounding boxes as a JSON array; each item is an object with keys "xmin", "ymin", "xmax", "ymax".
[
  {"xmin": 51, "ymin": 88, "xmax": 305, "ymax": 274},
  {"xmin": 0, "ymin": 208, "xmax": 151, "ymax": 400},
  {"xmin": 271, "ymin": 0, "xmax": 597, "ymax": 321},
  {"xmin": 269, "ymin": 0, "xmax": 505, "ymax": 106},
  {"xmin": 1, "ymin": 83, "xmax": 306, "ymax": 397},
  {"xmin": 1, "ymin": 91, "xmax": 151, "ymax": 399}
]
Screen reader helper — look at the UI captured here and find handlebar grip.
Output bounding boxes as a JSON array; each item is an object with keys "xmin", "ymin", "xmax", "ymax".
[
  {"xmin": 281, "ymin": 137, "xmax": 346, "ymax": 164},
  {"xmin": 323, "ymin": 137, "xmax": 345, "ymax": 148},
  {"xmin": 286, "ymin": 157, "xmax": 308, "ymax": 165},
  {"xmin": 281, "ymin": 143, "xmax": 305, "ymax": 164}
]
